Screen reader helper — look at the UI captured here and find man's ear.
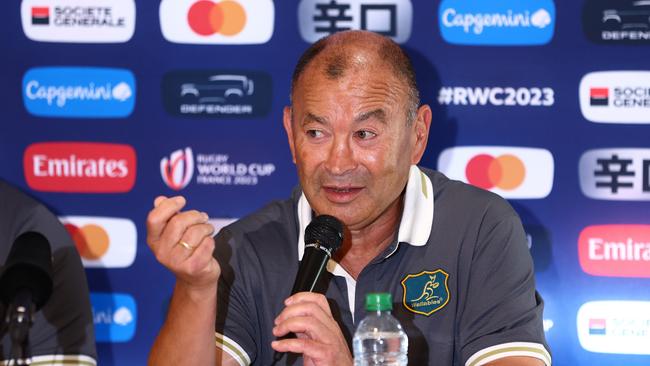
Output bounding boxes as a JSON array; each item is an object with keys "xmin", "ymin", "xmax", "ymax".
[
  {"xmin": 410, "ymin": 104, "xmax": 432, "ymax": 165},
  {"xmin": 283, "ymin": 106, "xmax": 297, "ymax": 164}
]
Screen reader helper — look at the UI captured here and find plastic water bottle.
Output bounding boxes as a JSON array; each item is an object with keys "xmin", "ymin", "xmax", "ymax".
[{"xmin": 353, "ymin": 293, "xmax": 408, "ymax": 366}]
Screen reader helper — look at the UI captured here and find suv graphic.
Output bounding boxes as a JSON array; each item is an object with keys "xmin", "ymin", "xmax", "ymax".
[
  {"xmin": 602, "ymin": 0, "xmax": 650, "ymax": 30},
  {"xmin": 180, "ymin": 74, "xmax": 254, "ymax": 103}
]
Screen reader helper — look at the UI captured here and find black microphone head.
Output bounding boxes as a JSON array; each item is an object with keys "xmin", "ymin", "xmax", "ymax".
[
  {"xmin": 0, "ymin": 231, "xmax": 53, "ymax": 310},
  {"xmin": 305, "ymin": 215, "xmax": 344, "ymax": 254}
]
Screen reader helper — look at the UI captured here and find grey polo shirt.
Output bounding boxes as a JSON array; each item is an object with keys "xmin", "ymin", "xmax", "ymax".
[
  {"xmin": 214, "ymin": 166, "xmax": 551, "ymax": 366},
  {"xmin": 0, "ymin": 180, "xmax": 97, "ymax": 365}
]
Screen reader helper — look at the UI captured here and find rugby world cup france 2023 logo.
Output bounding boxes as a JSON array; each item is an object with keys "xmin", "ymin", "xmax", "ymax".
[{"xmin": 160, "ymin": 147, "xmax": 194, "ymax": 191}]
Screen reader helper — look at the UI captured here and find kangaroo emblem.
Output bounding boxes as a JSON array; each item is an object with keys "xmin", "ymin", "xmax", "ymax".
[{"xmin": 413, "ymin": 275, "xmax": 439, "ymax": 302}]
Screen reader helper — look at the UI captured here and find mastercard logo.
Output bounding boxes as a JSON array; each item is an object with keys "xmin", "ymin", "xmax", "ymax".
[
  {"xmin": 65, "ymin": 223, "xmax": 110, "ymax": 260},
  {"xmin": 60, "ymin": 216, "xmax": 137, "ymax": 268},
  {"xmin": 437, "ymin": 146, "xmax": 554, "ymax": 199},
  {"xmin": 160, "ymin": 0, "xmax": 274, "ymax": 45},
  {"xmin": 188, "ymin": 0, "xmax": 246, "ymax": 36},
  {"xmin": 465, "ymin": 154, "xmax": 525, "ymax": 190}
]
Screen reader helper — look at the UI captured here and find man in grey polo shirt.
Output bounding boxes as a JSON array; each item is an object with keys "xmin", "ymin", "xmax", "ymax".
[{"xmin": 147, "ymin": 30, "xmax": 551, "ymax": 366}]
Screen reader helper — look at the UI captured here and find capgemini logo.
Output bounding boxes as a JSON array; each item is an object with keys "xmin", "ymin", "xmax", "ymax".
[
  {"xmin": 161, "ymin": 147, "xmax": 194, "ymax": 190},
  {"xmin": 112, "ymin": 82, "xmax": 133, "ymax": 102},
  {"xmin": 531, "ymin": 9, "xmax": 552, "ymax": 28}
]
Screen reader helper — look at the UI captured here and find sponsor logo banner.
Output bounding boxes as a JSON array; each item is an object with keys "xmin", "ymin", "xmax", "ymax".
[
  {"xmin": 24, "ymin": 142, "xmax": 137, "ymax": 193},
  {"xmin": 579, "ymin": 71, "xmax": 650, "ymax": 124},
  {"xmin": 437, "ymin": 146, "xmax": 554, "ymax": 199},
  {"xmin": 21, "ymin": 0, "xmax": 135, "ymax": 43},
  {"xmin": 91, "ymin": 293, "xmax": 137, "ymax": 343},
  {"xmin": 577, "ymin": 301, "xmax": 650, "ymax": 355},
  {"xmin": 159, "ymin": 0, "xmax": 274, "ymax": 44},
  {"xmin": 23, "ymin": 67, "xmax": 135, "ymax": 118},
  {"xmin": 579, "ymin": 148, "xmax": 650, "ymax": 200},
  {"xmin": 162, "ymin": 70, "xmax": 272, "ymax": 118},
  {"xmin": 298, "ymin": 0, "xmax": 413, "ymax": 43},
  {"xmin": 61, "ymin": 216, "xmax": 137, "ymax": 268},
  {"xmin": 437, "ymin": 86, "xmax": 554, "ymax": 107},
  {"xmin": 438, "ymin": 0, "xmax": 555, "ymax": 45},
  {"xmin": 583, "ymin": 0, "xmax": 650, "ymax": 44},
  {"xmin": 161, "ymin": 147, "xmax": 276, "ymax": 190},
  {"xmin": 579, "ymin": 225, "xmax": 650, "ymax": 278}
]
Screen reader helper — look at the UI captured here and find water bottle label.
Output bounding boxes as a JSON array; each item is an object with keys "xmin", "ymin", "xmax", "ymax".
[{"xmin": 400, "ymin": 269, "xmax": 450, "ymax": 316}]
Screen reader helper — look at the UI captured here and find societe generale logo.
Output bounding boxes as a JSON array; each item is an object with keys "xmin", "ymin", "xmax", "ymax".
[
  {"xmin": 161, "ymin": 147, "xmax": 194, "ymax": 190},
  {"xmin": 579, "ymin": 71, "xmax": 650, "ymax": 124},
  {"xmin": 21, "ymin": 0, "xmax": 136, "ymax": 43},
  {"xmin": 159, "ymin": 0, "xmax": 274, "ymax": 44},
  {"xmin": 437, "ymin": 146, "xmax": 554, "ymax": 199},
  {"xmin": 23, "ymin": 142, "xmax": 136, "ymax": 193},
  {"xmin": 61, "ymin": 216, "xmax": 137, "ymax": 268},
  {"xmin": 579, "ymin": 225, "xmax": 650, "ymax": 278},
  {"xmin": 577, "ymin": 301, "xmax": 650, "ymax": 355}
]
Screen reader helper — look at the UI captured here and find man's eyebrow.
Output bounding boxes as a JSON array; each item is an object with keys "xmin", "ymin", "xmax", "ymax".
[
  {"xmin": 355, "ymin": 109, "xmax": 387, "ymax": 124},
  {"xmin": 303, "ymin": 112, "xmax": 328, "ymax": 125}
]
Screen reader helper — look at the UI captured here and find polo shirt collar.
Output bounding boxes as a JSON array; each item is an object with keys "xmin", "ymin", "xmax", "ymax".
[{"xmin": 297, "ymin": 165, "xmax": 434, "ymax": 260}]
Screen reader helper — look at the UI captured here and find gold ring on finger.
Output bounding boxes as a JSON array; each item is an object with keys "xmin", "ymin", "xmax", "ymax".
[{"xmin": 177, "ymin": 240, "xmax": 195, "ymax": 251}]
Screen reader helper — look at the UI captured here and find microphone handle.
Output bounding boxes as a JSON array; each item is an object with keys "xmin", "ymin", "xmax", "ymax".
[{"xmin": 291, "ymin": 247, "xmax": 330, "ymax": 294}]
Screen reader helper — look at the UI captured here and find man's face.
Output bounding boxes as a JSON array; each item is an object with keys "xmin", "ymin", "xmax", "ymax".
[{"xmin": 284, "ymin": 60, "xmax": 429, "ymax": 230}]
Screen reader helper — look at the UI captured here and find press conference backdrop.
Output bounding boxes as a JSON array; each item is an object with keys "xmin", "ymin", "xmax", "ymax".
[{"xmin": 1, "ymin": 0, "xmax": 649, "ymax": 364}]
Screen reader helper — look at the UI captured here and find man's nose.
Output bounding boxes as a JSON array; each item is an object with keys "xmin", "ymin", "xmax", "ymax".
[{"xmin": 324, "ymin": 136, "xmax": 356, "ymax": 175}]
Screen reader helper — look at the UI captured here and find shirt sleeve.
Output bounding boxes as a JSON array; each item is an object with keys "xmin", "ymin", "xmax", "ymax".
[
  {"xmin": 6, "ymin": 202, "xmax": 97, "ymax": 365},
  {"xmin": 213, "ymin": 228, "xmax": 257, "ymax": 366},
  {"xmin": 457, "ymin": 203, "xmax": 551, "ymax": 366}
]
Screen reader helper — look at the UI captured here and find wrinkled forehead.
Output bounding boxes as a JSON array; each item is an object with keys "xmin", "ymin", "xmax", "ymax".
[
  {"xmin": 293, "ymin": 47, "xmax": 407, "ymax": 103},
  {"xmin": 300, "ymin": 44, "xmax": 394, "ymax": 84}
]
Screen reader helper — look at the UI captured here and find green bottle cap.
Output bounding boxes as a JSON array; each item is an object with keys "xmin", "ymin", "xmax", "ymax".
[{"xmin": 365, "ymin": 292, "xmax": 393, "ymax": 311}]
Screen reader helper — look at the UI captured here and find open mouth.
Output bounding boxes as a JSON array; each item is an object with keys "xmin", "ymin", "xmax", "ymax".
[{"xmin": 322, "ymin": 186, "xmax": 363, "ymax": 202}]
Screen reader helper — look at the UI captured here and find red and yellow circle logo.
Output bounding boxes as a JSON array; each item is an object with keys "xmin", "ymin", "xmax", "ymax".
[
  {"xmin": 65, "ymin": 223, "xmax": 110, "ymax": 260},
  {"xmin": 465, "ymin": 154, "xmax": 526, "ymax": 190},
  {"xmin": 187, "ymin": 0, "xmax": 247, "ymax": 36}
]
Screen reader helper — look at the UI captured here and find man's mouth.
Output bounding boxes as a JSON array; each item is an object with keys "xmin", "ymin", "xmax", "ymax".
[{"xmin": 322, "ymin": 185, "xmax": 363, "ymax": 202}]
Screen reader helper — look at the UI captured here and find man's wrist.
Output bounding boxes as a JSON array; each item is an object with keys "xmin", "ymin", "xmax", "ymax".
[{"xmin": 174, "ymin": 279, "xmax": 218, "ymax": 303}]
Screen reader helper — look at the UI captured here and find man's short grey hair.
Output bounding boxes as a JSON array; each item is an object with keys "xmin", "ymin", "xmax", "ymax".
[{"xmin": 290, "ymin": 31, "xmax": 420, "ymax": 125}]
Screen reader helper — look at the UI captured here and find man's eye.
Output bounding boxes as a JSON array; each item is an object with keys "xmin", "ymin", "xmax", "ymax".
[
  {"xmin": 355, "ymin": 130, "xmax": 377, "ymax": 139},
  {"xmin": 306, "ymin": 130, "xmax": 323, "ymax": 138}
]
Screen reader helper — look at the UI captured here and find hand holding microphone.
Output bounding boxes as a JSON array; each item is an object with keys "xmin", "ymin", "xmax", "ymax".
[{"xmin": 272, "ymin": 215, "xmax": 354, "ymax": 366}]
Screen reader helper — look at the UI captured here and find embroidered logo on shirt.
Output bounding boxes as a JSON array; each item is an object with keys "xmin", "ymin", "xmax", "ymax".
[{"xmin": 401, "ymin": 269, "xmax": 450, "ymax": 316}]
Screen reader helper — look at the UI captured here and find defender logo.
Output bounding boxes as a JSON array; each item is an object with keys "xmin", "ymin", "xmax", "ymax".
[
  {"xmin": 583, "ymin": 0, "xmax": 650, "ymax": 44},
  {"xmin": 162, "ymin": 71, "xmax": 272, "ymax": 118},
  {"xmin": 401, "ymin": 269, "xmax": 450, "ymax": 316}
]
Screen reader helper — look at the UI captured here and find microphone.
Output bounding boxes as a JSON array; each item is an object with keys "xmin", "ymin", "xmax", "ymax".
[
  {"xmin": 272, "ymin": 215, "xmax": 344, "ymax": 364},
  {"xmin": 291, "ymin": 214, "xmax": 344, "ymax": 294},
  {"xmin": 0, "ymin": 231, "xmax": 54, "ymax": 363}
]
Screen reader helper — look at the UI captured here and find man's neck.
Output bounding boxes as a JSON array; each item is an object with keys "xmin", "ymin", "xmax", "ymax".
[{"xmin": 335, "ymin": 195, "xmax": 404, "ymax": 279}]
